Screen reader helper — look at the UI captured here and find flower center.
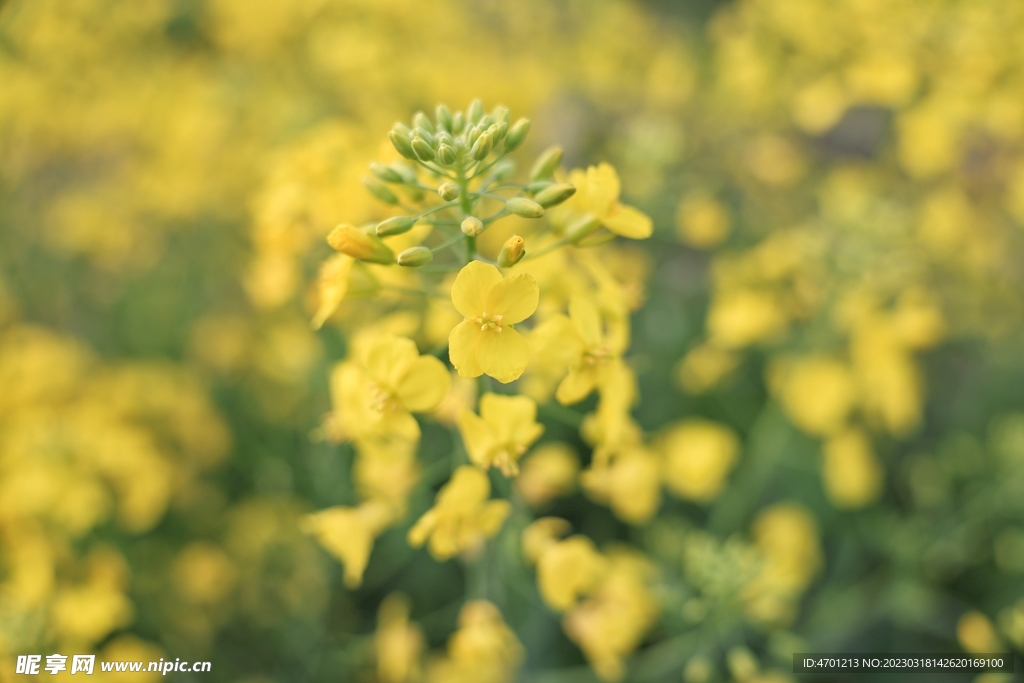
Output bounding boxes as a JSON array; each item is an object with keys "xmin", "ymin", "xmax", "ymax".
[
  {"xmin": 583, "ymin": 345, "xmax": 612, "ymax": 366},
  {"xmin": 368, "ymin": 383, "xmax": 398, "ymax": 412},
  {"xmin": 474, "ymin": 311, "xmax": 504, "ymax": 333}
]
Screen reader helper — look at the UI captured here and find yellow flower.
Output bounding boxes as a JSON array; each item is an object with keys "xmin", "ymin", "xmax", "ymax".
[
  {"xmin": 407, "ymin": 466, "xmax": 511, "ymax": 560},
  {"xmin": 516, "ymin": 443, "xmax": 580, "ymax": 507},
  {"xmin": 427, "ymin": 600, "xmax": 524, "ymax": 683},
  {"xmin": 551, "ymin": 163, "xmax": 653, "ymax": 240},
  {"xmin": 774, "ymin": 357, "xmax": 856, "ymax": 437},
  {"xmin": 660, "ymin": 419, "xmax": 740, "ymax": 503},
  {"xmin": 821, "ymin": 429, "xmax": 883, "ymax": 508},
  {"xmin": 301, "ymin": 500, "xmax": 395, "ymax": 588},
  {"xmin": 521, "ymin": 517, "xmax": 572, "ymax": 565},
  {"xmin": 375, "ymin": 593, "xmax": 424, "ymax": 683},
  {"xmin": 448, "ymin": 261, "xmax": 539, "ymax": 383},
  {"xmin": 457, "ymin": 393, "xmax": 544, "ymax": 476},
  {"xmin": 536, "ymin": 535, "xmax": 607, "ymax": 612},
  {"xmin": 581, "ymin": 447, "xmax": 662, "ymax": 524},
  {"xmin": 676, "ymin": 195, "xmax": 731, "ymax": 249},
  {"xmin": 531, "ymin": 294, "xmax": 629, "ymax": 405},
  {"xmin": 957, "ymin": 611, "xmax": 1004, "ymax": 654},
  {"xmin": 675, "ymin": 342, "xmax": 740, "ymax": 394},
  {"xmin": 329, "ymin": 335, "xmax": 451, "ymax": 442},
  {"xmin": 562, "ymin": 551, "xmax": 657, "ymax": 682}
]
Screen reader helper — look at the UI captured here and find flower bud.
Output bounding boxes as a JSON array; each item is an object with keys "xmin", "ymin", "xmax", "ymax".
[
  {"xmin": 411, "ymin": 136, "xmax": 435, "ymax": 162},
  {"xmin": 437, "ymin": 143, "xmax": 457, "ymax": 166},
  {"xmin": 370, "ymin": 162, "xmax": 404, "ymax": 183},
  {"xmin": 389, "ymin": 128, "xmax": 416, "ymax": 159},
  {"xmin": 535, "ymin": 182, "xmax": 576, "ymax": 208},
  {"xmin": 467, "ymin": 123, "xmax": 484, "ymax": 145},
  {"xmin": 471, "ymin": 132, "xmax": 493, "ymax": 160},
  {"xmin": 438, "ymin": 182, "xmax": 460, "ymax": 201},
  {"xmin": 397, "ymin": 246, "xmax": 433, "ymax": 267},
  {"xmin": 392, "ymin": 164, "xmax": 418, "ymax": 185},
  {"xmin": 436, "ymin": 104, "xmax": 453, "ymax": 132},
  {"xmin": 487, "ymin": 122, "xmax": 507, "ymax": 144},
  {"xmin": 327, "ymin": 225, "xmax": 395, "ymax": 264},
  {"xmin": 530, "ymin": 145, "xmax": 563, "ymax": 180},
  {"xmin": 452, "ymin": 111, "xmax": 466, "ymax": 134},
  {"xmin": 503, "ymin": 118, "xmax": 530, "ymax": 153},
  {"xmin": 375, "ymin": 216, "xmax": 417, "ymax": 236},
  {"xmin": 493, "ymin": 106, "xmax": 511, "ymax": 126},
  {"xmin": 362, "ymin": 177, "xmax": 399, "ymax": 205},
  {"xmin": 498, "ymin": 235, "xmax": 525, "ymax": 267},
  {"xmin": 413, "ymin": 127, "xmax": 435, "ymax": 147},
  {"xmin": 461, "ymin": 216, "xmax": 484, "ymax": 237},
  {"xmin": 468, "ymin": 99, "xmax": 484, "ymax": 124},
  {"xmin": 506, "ymin": 197, "xmax": 545, "ymax": 218},
  {"xmin": 491, "ymin": 159, "xmax": 516, "ymax": 181},
  {"xmin": 412, "ymin": 111, "xmax": 434, "ymax": 133}
]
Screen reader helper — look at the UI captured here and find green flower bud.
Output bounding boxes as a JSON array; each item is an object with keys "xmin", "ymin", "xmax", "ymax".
[
  {"xmin": 535, "ymin": 183, "xmax": 576, "ymax": 208},
  {"xmin": 487, "ymin": 122, "xmax": 507, "ymax": 144},
  {"xmin": 525, "ymin": 180, "xmax": 553, "ymax": 194},
  {"xmin": 436, "ymin": 104, "xmax": 453, "ymax": 132},
  {"xmin": 497, "ymin": 235, "xmax": 525, "ymax": 267},
  {"xmin": 438, "ymin": 182, "xmax": 460, "ymax": 201},
  {"xmin": 490, "ymin": 159, "xmax": 516, "ymax": 181},
  {"xmin": 370, "ymin": 162, "xmax": 404, "ymax": 183},
  {"xmin": 412, "ymin": 111, "xmax": 434, "ymax": 133},
  {"xmin": 493, "ymin": 106, "xmax": 510, "ymax": 126},
  {"xmin": 397, "ymin": 246, "xmax": 433, "ymax": 267},
  {"xmin": 468, "ymin": 99, "xmax": 484, "ymax": 124},
  {"xmin": 461, "ymin": 216, "xmax": 483, "ymax": 237},
  {"xmin": 411, "ymin": 136, "xmax": 436, "ymax": 162},
  {"xmin": 392, "ymin": 164, "xmax": 418, "ymax": 185},
  {"xmin": 436, "ymin": 130, "xmax": 453, "ymax": 147},
  {"xmin": 503, "ymin": 118, "xmax": 530, "ymax": 152},
  {"xmin": 437, "ymin": 143, "xmax": 457, "ymax": 166},
  {"xmin": 389, "ymin": 128, "xmax": 416, "ymax": 160},
  {"xmin": 363, "ymin": 177, "xmax": 399, "ymax": 205},
  {"xmin": 467, "ymin": 123, "xmax": 484, "ymax": 145},
  {"xmin": 530, "ymin": 145, "xmax": 563, "ymax": 180},
  {"xmin": 452, "ymin": 111, "xmax": 466, "ymax": 134},
  {"xmin": 506, "ymin": 197, "xmax": 545, "ymax": 218},
  {"xmin": 327, "ymin": 225, "xmax": 395, "ymax": 264},
  {"xmin": 471, "ymin": 132, "xmax": 493, "ymax": 160},
  {"xmin": 413, "ymin": 127, "xmax": 435, "ymax": 147},
  {"xmin": 376, "ymin": 216, "xmax": 417, "ymax": 236}
]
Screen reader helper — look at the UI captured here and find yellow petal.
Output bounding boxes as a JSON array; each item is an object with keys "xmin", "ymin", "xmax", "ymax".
[
  {"xmin": 457, "ymin": 408, "xmax": 497, "ymax": 469},
  {"xmin": 303, "ymin": 507, "xmax": 374, "ymax": 588},
  {"xmin": 407, "ymin": 509, "xmax": 436, "ymax": 548},
  {"xmin": 485, "ymin": 273, "xmax": 539, "ymax": 325},
  {"xmin": 586, "ymin": 163, "xmax": 621, "ymax": 216},
  {"xmin": 480, "ymin": 393, "xmax": 542, "ymax": 445},
  {"xmin": 478, "ymin": 500, "xmax": 513, "ymax": 535},
  {"xmin": 529, "ymin": 315, "xmax": 584, "ymax": 367},
  {"xmin": 556, "ymin": 367, "xmax": 599, "ymax": 405},
  {"xmin": 476, "ymin": 327, "xmax": 530, "ymax": 383},
  {"xmin": 365, "ymin": 335, "xmax": 419, "ymax": 387},
  {"xmin": 602, "ymin": 204, "xmax": 653, "ymax": 239},
  {"xmin": 451, "ymin": 260, "xmax": 502, "ymax": 318},
  {"xmin": 395, "ymin": 354, "xmax": 451, "ymax": 412},
  {"xmin": 569, "ymin": 295, "xmax": 603, "ymax": 347},
  {"xmin": 448, "ymin": 319, "xmax": 483, "ymax": 378}
]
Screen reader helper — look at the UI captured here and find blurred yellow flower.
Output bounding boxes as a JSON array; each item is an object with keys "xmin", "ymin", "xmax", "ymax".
[
  {"xmin": 457, "ymin": 393, "xmax": 544, "ymax": 476},
  {"xmin": 448, "ymin": 261, "xmax": 539, "ymax": 383},
  {"xmin": 957, "ymin": 611, "xmax": 1004, "ymax": 654},
  {"xmin": 707, "ymin": 289, "xmax": 787, "ymax": 349},
  {"xmin": 375, "ymin": 593, "xmax": 425, "ymax": 683},
  {"xmin": 676, "ymin": 195, "xmax": 731, "ymax": 249},
  {"xmin": 775, "ymin": 357, "xmax": 857, "ymax": 437},
  {"xmin": 675, "ymin": 343, "xmax": 741, "ymax": 394},
  {"xmin": 552, "ymin": 163, "xmax": 653, "ymax": 240},
  {"xmin": 581, "ymin": 447, "xmax": 662, "ymax": 524},
  {"xmin": 515, "ymin": 443, "xmax": 580, "ymax": 507},
  {"xmin": 302, "ymin": 501, "xmax": 396, "ymax": 588},
  {"xmin": 427, "ymin": 600, "xmax": 524, "ymax": 683},
  {"xmin": 521, "ymin": 517, "xmax": 572, "ymax": 565},
  {"xmin": 821, "ymin": 429, "xmax": 883, "ymax": 508},
  {"xmin": 407, "ymin": 466, "xmax": 511, "ymax": 560},
  {"xmin": 660, "ymin": 419, "xmax": 740, "ymax": 503},
  {"xmin": 536, "ymin": 535, "xmax": 606, "ymax": 612}
]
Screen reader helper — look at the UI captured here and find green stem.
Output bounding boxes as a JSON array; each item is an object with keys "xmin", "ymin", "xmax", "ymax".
[{"xmin": 430, "ymin": 233, "xmax": 466, "ymax": 254}]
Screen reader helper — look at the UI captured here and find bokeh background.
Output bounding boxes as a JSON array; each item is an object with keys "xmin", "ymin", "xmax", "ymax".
[{"xmin": 2, "ymin": 0, "xmax": 1024, "ymax": 681}]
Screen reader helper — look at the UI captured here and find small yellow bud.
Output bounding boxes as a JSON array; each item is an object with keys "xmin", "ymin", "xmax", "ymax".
[
  {"xmin": 436, "ymin": 104, "xmax": 453, "ymax": 131},
  {"xmin": 471, "ymin": 131, "xmax": 493, "ymax": 160},
  {"xmin": 498, "ymin": 235, "xmax": 525, "ymax": 267},
  {"xmin": 461, "ymin": 216, "xmax": 483, "ymax": 237},
  {"xmin": 437, "ymin": 143, "xmax": 457, "ymax": 165},
  {"xmin": 397, "ymin": 246, "xmax": 433, "ymax": 267},
  {"xmin": 389, "ymin": 127, "xmax": 416, "ymax": 160},
  {"xmin": 411, "ymin": 136, "xmax": 435, "ymax": 162},
  {"xmin": 506, "ymin": 197, "xmax": 545, "ymax": 219},
  {"xmin": 375, "ymin": 216, "xmax": 417, "ymax": 236},
  {"xmin": 535, "ymin": 183, "xmax": 576, "ymax": 208},
  {"xmin": 529, "ymin": 145, "xmax": 563, "ymax": 180},
  {"xmin": 369, "ymin": 162, "xmax": 403, "ymax": 183},
  {"xmin": 468, "ymin": 99, "xmax": 484, "ymax": 124},
  {"xmin": 362, "ymin": 177, "xmax": 399, "ymax": 205},
  {"xmin": 438, "ymin": 182, "xmax": 460, "ymax": 201},
  {"xmin": 327, "ymin": 225, "xmax": 395, "ymax": 264},
  {"xmin": 503, "ymin": 118, "xmax": 530, "ymax": 152}
]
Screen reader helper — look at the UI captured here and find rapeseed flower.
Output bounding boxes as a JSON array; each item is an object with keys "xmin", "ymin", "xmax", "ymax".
[
  {"xmin": 550, "ymin": 163, "xmax": 653, "ymax": 241},
  {"xmin": 457, "ymin": 393, "xmax": 544, "ymax": 476},
  {"xmin": 448, "ymin": 261, "xmax": 539, "ymax": 384}
]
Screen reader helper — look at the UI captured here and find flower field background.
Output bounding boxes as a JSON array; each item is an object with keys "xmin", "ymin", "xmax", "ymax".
[{"xmin": 2, "ymin": 1, "xmax": 1024, "ymax": 682}]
